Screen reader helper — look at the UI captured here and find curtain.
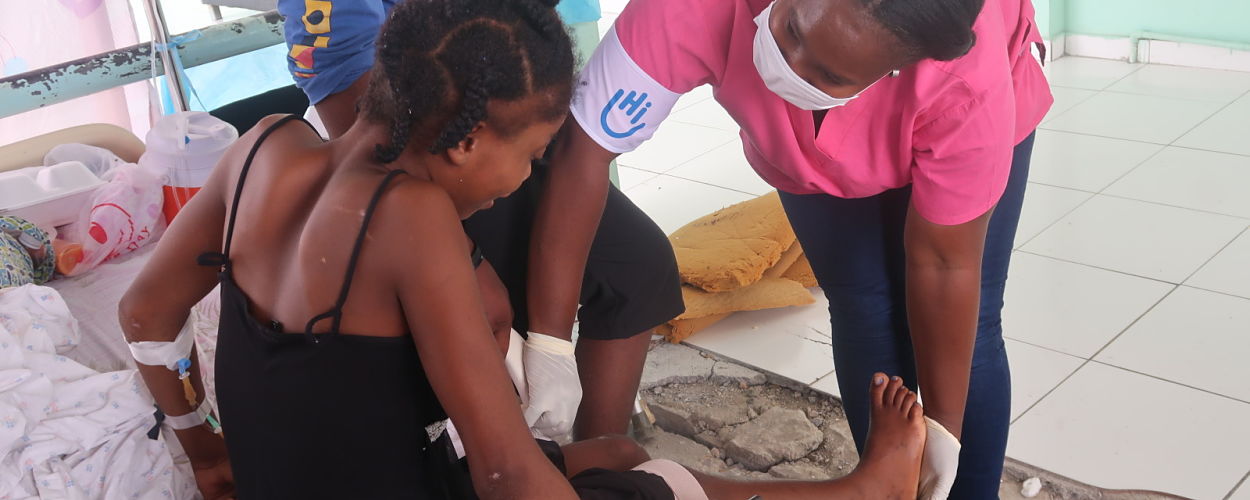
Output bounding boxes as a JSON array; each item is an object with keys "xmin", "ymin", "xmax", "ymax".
[{"xmin": 0, "ymin": 0, "xmax": 156, "ymax": 147}]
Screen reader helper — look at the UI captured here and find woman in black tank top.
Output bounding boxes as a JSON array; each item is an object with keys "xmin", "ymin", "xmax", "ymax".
[
  {"xmin": 120, "ymin": 0, "xmax": 932, "ymax": 499},
  {"xmin": 121, "ymin": 0, "xmax": 583, "ymax": 497}
]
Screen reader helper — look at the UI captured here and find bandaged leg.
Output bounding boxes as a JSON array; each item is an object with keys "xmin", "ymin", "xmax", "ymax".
[{"xmin": 631, "ymin": 459, "xmax": 709, "ymax": 500}]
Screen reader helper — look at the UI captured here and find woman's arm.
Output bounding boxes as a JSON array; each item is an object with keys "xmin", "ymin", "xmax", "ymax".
[
  {"xmin": 902, "ymin": 203, "xmax": 993, "ymax": 440},
  {"xmin": 118, "ymin": 125, "xmax": 247, "ymax": 471},
  {"xmin": 387, "ymin": 183, "xmax": 577, "ymax": 500},
  {"xmin": 526, "ymin": 120, "xmax": 619, "ymax": 339}
]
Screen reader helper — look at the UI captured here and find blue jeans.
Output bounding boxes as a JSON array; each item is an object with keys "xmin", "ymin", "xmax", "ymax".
[{"xmin": 778, "ymin": 132, "xmax": 1036, "ymax": 499}]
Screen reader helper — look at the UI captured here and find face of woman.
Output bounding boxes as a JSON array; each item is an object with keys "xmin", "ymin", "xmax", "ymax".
[
  {"xmin": 767, "ymin": 0, "xmax": 910, "ymax": 99},
  {"xmin": 434, "ymin": 95, "xmax": 565, "ymax": 220}
]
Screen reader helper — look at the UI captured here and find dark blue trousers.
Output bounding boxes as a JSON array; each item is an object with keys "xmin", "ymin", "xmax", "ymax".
[{"xmin": 778, "ymin": 132, "xmax": 1036, "ymax": 499}]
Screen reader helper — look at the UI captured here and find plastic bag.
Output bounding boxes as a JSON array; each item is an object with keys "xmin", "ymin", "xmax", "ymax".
[{"xmin": 58, "ymin": 162, "xmax": 167, "ymax": 276}]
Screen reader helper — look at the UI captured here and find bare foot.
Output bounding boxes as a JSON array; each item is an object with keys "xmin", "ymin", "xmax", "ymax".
[{"xmin": 842, "ymin": 373, "xmax": 926, "ymax": 499}]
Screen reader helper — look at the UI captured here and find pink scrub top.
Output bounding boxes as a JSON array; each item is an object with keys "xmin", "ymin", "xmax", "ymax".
[{"xmin": 570, "ymin": 0, "xmax": 1053, "ymax": 225}]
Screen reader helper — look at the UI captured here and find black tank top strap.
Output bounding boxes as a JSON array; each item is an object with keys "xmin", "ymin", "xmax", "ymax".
[
  {"xmin": 304, "ymin": 168, "xmax": 409, "ymax": 339},
  {"xmin": 199, "ymin": 114, "xmax": 317, "ymax": 270}
]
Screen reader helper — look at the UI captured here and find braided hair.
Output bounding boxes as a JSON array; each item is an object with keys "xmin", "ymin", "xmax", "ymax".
[{"xmin": 362, "ymin": 0, "xmax": 575, "ymax": 163}]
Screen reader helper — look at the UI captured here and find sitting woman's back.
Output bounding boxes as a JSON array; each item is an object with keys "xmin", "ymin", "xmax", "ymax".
[
  {"xmin": 209, "ymin": 115, "xmax": 449, "ymax": 498},
  {"xmin": 120, "ymin": 0, "xmax": 577, "ymax": 497}
]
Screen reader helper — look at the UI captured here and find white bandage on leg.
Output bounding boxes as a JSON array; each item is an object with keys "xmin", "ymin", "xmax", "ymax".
[
  {"xmin": 165, "ymin": 399, "xmax": 212, "ymax": 430},
  {"xmin": 632, "ymin": 459, "xmax": 709, "ymax": 500},
  {"xmin": 919, "ymin": 416, "xmax": 962, "ymax": 500},
  {"xmin": 127, "ymin": 318, "xmax": 196, "ymax": 370}
]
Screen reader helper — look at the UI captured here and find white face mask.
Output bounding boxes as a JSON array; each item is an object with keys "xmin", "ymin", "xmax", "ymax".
[{"xmin": 752, "ymin": 2, "xmax": 856, "ymax": 111}]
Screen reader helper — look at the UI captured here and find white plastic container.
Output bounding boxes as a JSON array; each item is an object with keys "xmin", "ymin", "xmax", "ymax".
[
  {"xmin": 0, "ymin": 161, "xmax": 105, "ymax": 228},
  {"xmin": 140, "ymin": 111, "xmax": 238, "ymax": 222}
]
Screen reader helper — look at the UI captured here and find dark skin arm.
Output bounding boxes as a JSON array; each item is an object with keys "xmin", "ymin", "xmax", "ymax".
[
  {"xmin": 386, "ymin": 183, "xmax": 577, "ymax": 500},
  {"xmin": 526, "ymin": 119, "xmax": 619, "ymax": 340},
  {"xmin": 903, "ymin": 203, "xmax": 994, "ymax": 441},
  {"xmin": 118, "ymin": 118, "xmax": 267, "ymax": 500}
]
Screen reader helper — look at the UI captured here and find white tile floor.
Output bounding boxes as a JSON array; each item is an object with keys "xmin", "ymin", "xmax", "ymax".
[{"xmin": 595, "ymin": 24, "xmax": 1250, "ymax": 497}]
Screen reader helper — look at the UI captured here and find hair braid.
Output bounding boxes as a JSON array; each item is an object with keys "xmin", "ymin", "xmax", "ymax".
[
  {"xmin": 361, "ymin": 0, "xmax": 575, "ymax": 158},
  {"xmin": 431, "ymin": 72, "xmax": 492, "ymax": 153},
  {"xmin": 375, "ymin": 103, "xmax": 416, "ymax": 163},
  {"xmin": 513, "ymin": 0, "xmax": 563, "ymax": 40}
]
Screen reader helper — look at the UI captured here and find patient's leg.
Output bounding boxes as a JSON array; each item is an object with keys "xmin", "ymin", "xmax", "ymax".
[{"xmin": 563, "ymin": 374, "xmax": 926, "ymax": 500}]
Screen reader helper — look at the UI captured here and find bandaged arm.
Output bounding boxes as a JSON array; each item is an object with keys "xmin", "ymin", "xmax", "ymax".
[{"xmin": 118, "ymin": 120, "xmax": 252, "ymax": 468}]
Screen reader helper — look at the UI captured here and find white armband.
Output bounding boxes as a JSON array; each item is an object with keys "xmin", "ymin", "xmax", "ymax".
[
  {"xmin": 127, "ymin": 317, "xmax": 196, "ymax": 371},
  {"xmin": 570, "ymin": 27, "xmax": 681, "ymax": 154},
  {"xmin": 165, "ymin": 399, "xmax": 212, "ymax": 430}
]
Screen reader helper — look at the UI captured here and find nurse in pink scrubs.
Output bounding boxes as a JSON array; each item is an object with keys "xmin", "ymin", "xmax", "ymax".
[{"xmin": 538, "ymin": 0, "xmax": 1053, "ymax": 497}]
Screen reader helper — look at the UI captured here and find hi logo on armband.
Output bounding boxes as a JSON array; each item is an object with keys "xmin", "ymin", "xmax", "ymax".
[{"xmin": 600, "ymin": 89, "xmax": 653, "ymax": 139}]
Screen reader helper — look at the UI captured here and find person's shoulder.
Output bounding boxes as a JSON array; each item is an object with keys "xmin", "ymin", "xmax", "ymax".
[
  {"xmin": 372, "ymin": 175, "xmax": 463, "ymax": 236},
  {"xmin": 366, "ymin": 175, "xmax": 473, "ymax": 279}
]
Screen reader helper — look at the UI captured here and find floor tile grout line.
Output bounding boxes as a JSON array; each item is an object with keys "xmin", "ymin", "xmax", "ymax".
[
  {"xmin": 1012, "ymin": 191, "xmax": 1097, "ymax": 250},
  {"xmin": 1011, "ymin": 249, "xmax": 1182, "ymax": 287},
  {"xmin": 1178, "ymin": 225, "xmax": 1250, "ymax": 285},
  {"xmin": 1181, "ymin": 282, "xmax": 1250, "ymax": 302},
  {"xmin": 1040, "ymin": 81, "xmax": 1245, "ymax": 149},
  {"xmin": 621, "ymin": 134, "xmax": 739, "ymax": 176},
  {"xmin": 1033, "ymin": 127, "xmax": 1169, "ymax": 149},
  {"xmin": 1010, "ymin": 282, "xmax": 1178, "ymax": 425},
  {"xmin": 1032, "ymin": 127, "xmax": 1250, "ymax": 162},
  {"xmin": 1085, "ymin": 284, "xmax": 1178, "ymax": 361},
  {"xmin": 637, "ymin": 171, "xmax": 767, "ymax": 198},
  {"xmin": 1161, "ymin": 85, "xmax": 1250, "ymax": 149},
  {"xmin": 1039, "ymin": 87, "xmax": 1101, "ymax": 124},
  {"xmin": 1093, "ymin": 135, "xmax": 1173, "ymax": 195},
  {"xmin": 1022, "ymin": 180, "xmax": 1098, "ymax": 195},
  {"xmin": 1008, "ymin": 357, "xmax": 1089, "ymax": 426},
  {"xmin": 1168, "ymin": 143, "xmax": 1250, "ymax": 160},
  {"xmin": 1015, "ymin": 248, "xmax": 1250, "ymax": 301},
  {"xmin": 1089, "ymin": 359, "xmax": 1250, "ymax": 406},
  {"xmin": 1097, "ymin": 87, "xmax": 1250, "ymax": 105},
  {"xmin": 662, "ymin": 170, "xmax": 771, "ymax": 197},
  {"xmin": 1036, "ymin": 125, "xmax": 1175, "ymax": 147},
  {"xmin": 1035, "ymin": 122, "xmax": 1250, "ymax": 159},
  {"xmin": 1095, "ymin": 192, "xmax": 1250, "ymax": 221},
  {"xmin": 1224, "ymin": 469, "xmax": 1250, "ymax": 500},
  {"xmin": 669, "ymin": 118, "xmax": 738, "ymax": 133},
  {"xmin": 1099, "ymin": 61, "xmax": 1147, "ymax": 89},
  {"xmin": 1002, "ymin": 335, "xmax": 1089, "ymax": 361},
  {"xmin": 1014, "ymin": 191, "xmax": 1250, "ymax": 264}
]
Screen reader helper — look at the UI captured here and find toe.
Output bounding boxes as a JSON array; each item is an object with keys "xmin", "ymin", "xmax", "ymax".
[
  {"xmin": 893, "ymin": 385, "xmax": 911, "ymax": 409},
  {"xmin": 870, "ymin": 372, "xmax": 889, "ymax": 407},
  {"xmin": 901, "ymin": 390, "xmax": 917, "ymax": 412},
  {"xmin": 908, "ymin": 401, "xmax": 924, "ymax": 421},
  {"xmin": 884, "ymin": 376, "xmax": 904, "ymax": 404}
]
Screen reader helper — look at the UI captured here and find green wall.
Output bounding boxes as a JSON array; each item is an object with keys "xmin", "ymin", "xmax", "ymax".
[
  {"xmin": 1062, "ymin": 0, "xmax": 1250, "ymax": 44},
  {"xmin": 1031, "ymin": 0, "xmax": 1068, "ymax": 40}
]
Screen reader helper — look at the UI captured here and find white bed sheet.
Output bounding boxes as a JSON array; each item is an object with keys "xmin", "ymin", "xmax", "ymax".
[
  {"xmin": 0, "ymin": 284, "xmax": 198, "ymax": 499},
  {"xmin": 47, "ymin": 246, "xmax": 155, "ymax": 373}
]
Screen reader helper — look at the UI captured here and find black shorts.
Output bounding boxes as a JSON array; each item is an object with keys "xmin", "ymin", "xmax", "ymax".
[{"xmin": 462, "ymin": 165, "xmax": 684, "ymax": 341}]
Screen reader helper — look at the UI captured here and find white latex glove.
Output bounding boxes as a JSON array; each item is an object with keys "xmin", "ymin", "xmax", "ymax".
[
  {"xmin": 504, "ymin": 329, "xmax": 529, "ymax": 405},
  {"xmin": 918, "ymin": 416, "xmax": 961, "ymax": 500},
  {"xmin": 521, "ymin": 332, "xmax": 582, "ymax": 441}
]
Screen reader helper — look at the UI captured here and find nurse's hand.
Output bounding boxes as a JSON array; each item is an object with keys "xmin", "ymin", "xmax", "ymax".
[
  {"xmin": 521, "ymin": 332, "xmax": 582, "ymax": 441},
  {"xmin": 918, "ymin": 416, "xmax": 961, "ymax": 500}
]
